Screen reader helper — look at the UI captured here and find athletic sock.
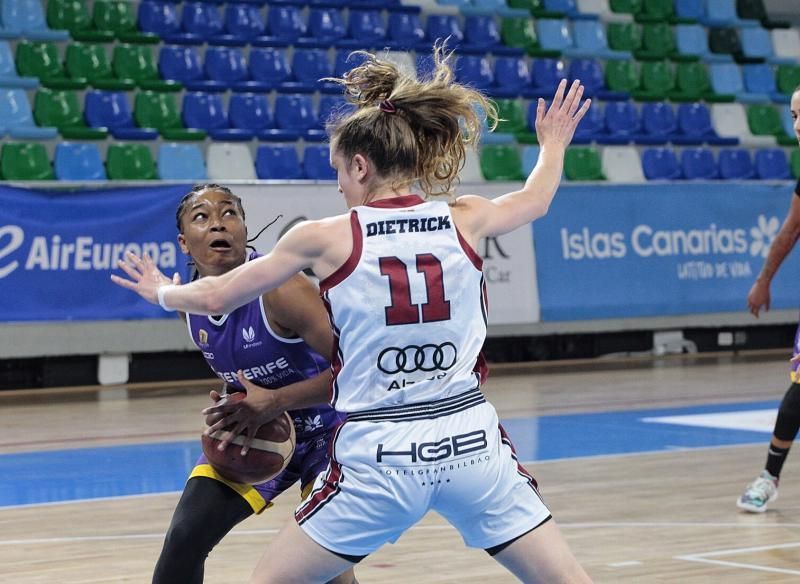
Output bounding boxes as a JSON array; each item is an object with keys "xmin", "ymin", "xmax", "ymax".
[{"xmin": 765, "ymin": 444, "xmax": 790, "ymax": 479}]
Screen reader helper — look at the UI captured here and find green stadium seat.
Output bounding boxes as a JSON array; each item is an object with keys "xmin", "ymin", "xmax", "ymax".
[
  {"xmin": 33, "ymin": 88, "xmax": 107, "ymax": 139},
  {"xmin": 607, "ymin": 22, "xmax": 641, "ymax": 53},
  {"xmin": 494, "ymin": 98, "xmax": 535, "ymax": 142},
  {"xmin": 1, "ymin": 143, "xmax": 54, "ymax": 180},
  {"xmin": 605, "ymin": 60, "xmax": 639, "ymax": 93},
  {"xmin": 92, "ymin": 1, "xmax": 158, "ymax": 44},
  {"xmin": 106, "ymin": 143, "xmax": 157, "ymax": 180},
  {"xmin": 777, "ymin": 65, "xmax": 800, "ymax": 95},
  {"xmin": 747, "ymin": 104, "xmax": 792, "ymax": 144},
  {"xmin": 134, "ymin": 91, "xmax": 205, "ymax": 141},
  {"xmin": 669, "ymin": 62, "xmax": 733, "ymax": 102},
  {"xmin": 47, "ymin": 0, "xmax": 115, "ymax": 42},
  {"xmin": 634, "ymin": 23, "xmax": 677, "ymax": 61},
  {"xmin": 635, "ymin": 0, "xmax": 673, "ymax": 23},
  {"xmin": 791, "ymin": 149, "xmax": 800, "ymax": 178},
  {"xmin": 15, "ymin": 41, "xmax": 86, "ymax": 90},
  {"xmin": 112, "ymin": 44, "xmax": 180, "ymax": 92},
  {"xmin": 564, "ymin": 147, "xmax": 605, "ymax": 180},
  {"xmin": 632, "ymin": 60, "xmax": 674, "ymax": 101},
  {"xmin": 480, "ymin": 145, "xmax": 524, "ymax": 181},
  {"xmin": 609, "ymin": 0, "xmax": 642, "ymax": 16},
  {"xmin": 501, "ymin": 18, "xmax": 559, "ymax": 58},
  {"xmin": 65, "ymin": 43, "xmax": 135, "ymax": 91}
]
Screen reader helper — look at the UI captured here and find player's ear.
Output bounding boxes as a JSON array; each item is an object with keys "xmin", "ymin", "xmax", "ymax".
[
  {"xmin": 177, "ymin": 232, "xmax": 190, "ymax": 255},
  {"xmin": 353, "ymin": 153, "xmax": 369, "ymax": 181}
]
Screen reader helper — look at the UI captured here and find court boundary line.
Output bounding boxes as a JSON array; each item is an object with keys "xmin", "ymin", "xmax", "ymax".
[{"xmin": 675, "ymin": 542, "xmax": 800, "ymax": 576}]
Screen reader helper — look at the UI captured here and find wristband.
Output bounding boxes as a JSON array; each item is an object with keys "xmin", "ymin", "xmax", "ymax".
[{"xmin": 157, "ymin": 284, "xmax": 176, "ymax": 312}]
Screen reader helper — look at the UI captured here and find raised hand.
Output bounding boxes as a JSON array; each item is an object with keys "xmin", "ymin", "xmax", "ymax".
[
  {"xmin": 110, "ymin": 251, "xmax": 177, "ymax": 305},
  {"xmin": 534, "ymin": 79, "xmax": 591, "ymax": 149},
  {"xmin": 202, "ymin": 371, "xmax": 286, "ymax": 455}
]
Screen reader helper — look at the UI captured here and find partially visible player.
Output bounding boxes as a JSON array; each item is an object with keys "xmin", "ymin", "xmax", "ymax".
[
  {"xmin": 152, "ymin": 183, "xmax": 356, "ymax": 584},
  {"xmin": 113, "ymin": 45, "xmax": 592, "ymax": 583},
  {"xmin": 737, "ymin": 86, "xmax": 800, "ymax": 513}
]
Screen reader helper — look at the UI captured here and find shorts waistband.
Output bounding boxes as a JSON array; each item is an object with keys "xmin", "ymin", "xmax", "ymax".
[{"xmin": 347, "ymin": 388, "xmax": 485, "ymax": 423}]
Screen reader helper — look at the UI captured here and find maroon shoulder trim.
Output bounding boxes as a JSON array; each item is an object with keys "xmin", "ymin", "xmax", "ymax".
[
  {"xmin": 366, "ymin": 194, "xmax": 425, "ymax": 208},
  {"xmin": 319, "ymin": 211, "xmax": 362, "ymax": 293},
  {"xmin": 456, "ymin": 227, "xmax": 483, "ymax": 270}
]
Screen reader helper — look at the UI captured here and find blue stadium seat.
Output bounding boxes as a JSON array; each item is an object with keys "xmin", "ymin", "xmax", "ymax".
[
  {"xmin": 0, "ymin": 41, "xmax": 37, "ymax": 88},
  {"xmin": 493, "ymin": 56, "xmax": 531, "ymax": 98},
  {"xmin": 158, "ymin": 143, "xmax": 207, "ymax": 180},
  {"xmin": 223, "ymin": 2, "xmax": 266, "ymax": 42},
  {"xmin": 463, "ymin": 15, "xmax": 501, "ymax": 52},
  {"xmin": 702, "ymin": 0, "xmax": 760, "ymax": 28},
  {"xmin": 755, "ymin": 148, "xmax": 791, "ymax": 179},
  {"xmin": 274, "ymin": 94, "xmax": 322, "ymax": 141},
  {"xmin": 159, "ymin": 46, "xmax": 225, "ymax": 92},
  {"xmin": 139, "ymin": 1, "xmax": 191, "ymax": 43},
  {"xmin": 0, "ymin": 88, "xmax": 57, "ymax": 139},
  {"xmin": 456, "ymin": 54, "xmax": 493, "ymax": 92},
  {"xmin": 287, "ymin": 49, "xmax": 336, "ymax": 93},
  {"xmin": 567, "ymin": 58, "xmax": 626, "ymax": 101},
  {"xmin": 521, "ymin": 145, "xmax": 540, "ymax": 174},
  {"xmin": 300, "ymin": 7, "xmax": 346, "ymax": 47},
  {"xmin": 228, "ymin": 93, "xmax": 295, "ymax": 141},
  {"xmin": 304, "ymin": 144, "xmax": 336, "ymax": 180},
  {"xmin": 674, "ymin": 0, "xmax": 703, "ymax": 21},
  {"xmin": 249, "ymin": 48, "xmax": 292, "ymax": 89},
  {"xmin": 318, "ymin": 95, "xmax": 352, "ymax": 128},
  {"xmin": 566, "ymin": 20, "xmax": 627, "ymax": 60},
  {"xmin": 181, "ymin": 2, "xmax": 224, "ymax": 39},
  {"xmin": 386, "ymin": 11, "xmax": 424, "ymax": 50},
  {"xmin": 536, "ymin": 19, "xmax": 573, "ymax": 53},
  {"xmin": 742, "ymin": 64, "xmax": 787, "ymax": 104},
  {"xmin": 570, "ymin": 102, "xmax": 604, "ymax": 144},
  {"xmin": 334, "ymin": 50, "xmax": 368, "ymax": 78},
  {"xmin": 339, "ymin": 9, "xmax": 385, "ymax": 49},
  {"xmin": 675, "ymin": 25, "xmax": 731, "ymax": 63},
  {"xmin": 740, "ymin": 27, "xmax": 786, "ymax": 64},
  {"xmin": 462, "ymin": 0, "xmax": 528, "ymax": 18},
  {"xmin": 544, "ymin": 0, "xmax": 584, "ymax": 17},
  {"xmin": 681, "ymin": 147, "xmax": 718, "ymax": 179},
  {"xmin": 718, "ymin": 148, "xmax": 755, "ymax": 179},
  {"xmin": 642, "ymin": 148, "xmax": 682, "ymax": 180},
  {"xmin": 54, "ymin": 143, "xmax": 106, "ymax": 181},
  {"xmin": 675, "ymin": 102, "xmax": 737, "ymax": 146},
  {"xmin": 424, "ymin": 15, "xmax": 463, "ymax": 49},
  {"xmin": 256, "ymin": 144, "xmax": 304, "ymax": 179},
  {"xmin": 182, "ymin": 91, "xmax": 254, "ymax": 141},
  {"xmin": 260, "ymin": 5, "xmax": 306, "ymax": 46},
  {"xmin": 530, "ymin": 58, "xmax": 566, "ymax": 98},
  {"xmin": 205, "ymin": 47, "xmax": 269, "ymax": 92},
  {"xmin": 710, "ymin": 63, "xmax": 762, "ymax": 104},
  {"xmin": 3, "ymin": 0, "xmax": 69, "ymax": 41},
  {"xmin": 600, "ymin": 101, "xmax": 641, "ymax": 145},
  {"xmin": 639, "ymin": 102, "xmax": 677, "ymax": 145},
  {"xmin": 782, "ymin": 105, "xmax": 796, "ymax": 141},
  {"xmin": 84, "ymin": 90, "xmax": 158, "ymax": 140}
]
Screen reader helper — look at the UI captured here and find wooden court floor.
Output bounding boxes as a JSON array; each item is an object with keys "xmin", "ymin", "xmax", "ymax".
[{"xmin": 1, "ymin": 353, "xmax": 799, "ymax": 583}]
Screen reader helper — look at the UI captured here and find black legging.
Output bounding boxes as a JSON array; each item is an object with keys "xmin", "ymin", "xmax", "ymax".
[{"xmin": 152, "ymin": 476, "xmax": 254, "ymax": 584}]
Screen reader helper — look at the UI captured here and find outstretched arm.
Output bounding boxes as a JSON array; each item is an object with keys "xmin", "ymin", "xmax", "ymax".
[
  {"xmin": 458, "ymin": 79, "xmax": 590, "ymax": 241},
  {"xmin": 748, "ymin": 192, "xmax": 800, "ymax": 317},
  {"xmin": 111, "ymin": 221, "xmax": 323, "ymax": 315}
]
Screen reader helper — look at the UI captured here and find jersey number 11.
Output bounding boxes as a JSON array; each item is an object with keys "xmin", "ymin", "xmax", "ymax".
[{"xmin": 379, "ymin": 254, "xmax": 451, "ymax": 326}]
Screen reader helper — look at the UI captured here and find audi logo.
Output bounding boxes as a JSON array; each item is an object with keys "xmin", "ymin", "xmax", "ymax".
[{"xmin": 377, "ymin": 342, "xmax": 458, "ymax": 374}]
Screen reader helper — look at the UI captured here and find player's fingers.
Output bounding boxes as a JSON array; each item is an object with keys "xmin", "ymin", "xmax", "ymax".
[
  {"xmin": 561, "ymin": 79, "xmax": 581, "ymax": 113},
  {"xmin": 115, "ymin": 259, "xmax": 141, "ymax": 281},
  {"xmin": 125, "ymin": 250, "xmax": 145, "ymax": 270},
  {"xmin": 110, "ymin": 274, "xmax": 138, "ymax": 290},
  {"xmin": 219, "ymin": 421, "xmax": 247, "ymax": 451},
  {"xmin": 550, "ymin": 78, "xmax": 568, "ymax": 110},
  {"xmin": 236, "ymin": 370, "xmax": 255, "ymax": 391},
  {"xmin": 172, "ymin": 272, "xmax": 182, "ymax": 285},
  {"xmin": 567, "ymin": 85, "xmax": 585, "ymax": 117},
  {"xmin": 241, "ymin": 429, "xmax": 256, "ymax": 456},
  {"xmin": 572, "ymin": 98, "xmax": 591, "ymax": 125},
  {"xmin": 535, "ymin": 98, "xmax": 545, "ymax": 125}
]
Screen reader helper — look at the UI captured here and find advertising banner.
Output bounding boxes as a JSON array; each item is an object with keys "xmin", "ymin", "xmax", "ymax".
[
  {"xmin": 0, "ymin": 184, "xmax": 192, "ymax": 322},
  {"xmin": 533, "ymin": 182, "xmax": 799, "ymax": 321}
]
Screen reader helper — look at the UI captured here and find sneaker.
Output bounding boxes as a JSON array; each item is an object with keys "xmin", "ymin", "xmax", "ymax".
[{"xmin": 737, "ymin": 471, "xmax": 779, "ymax": 513}]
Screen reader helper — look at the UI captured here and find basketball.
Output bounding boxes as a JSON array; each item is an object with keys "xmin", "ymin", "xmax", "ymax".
[{"xmin": 201, "ymin": 392, "xmax": 296, "ymax": 485}]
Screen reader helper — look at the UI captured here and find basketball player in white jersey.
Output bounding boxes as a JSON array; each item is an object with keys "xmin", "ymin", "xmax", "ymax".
[{"xmin": 112, "ymin": 44, "xmax": 592, "ymax": 583}]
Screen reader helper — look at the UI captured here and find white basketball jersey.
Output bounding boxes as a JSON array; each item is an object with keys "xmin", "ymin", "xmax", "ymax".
[{"xmin": 320, "ymin": 195, "xmax": 488, "ymax": 413}]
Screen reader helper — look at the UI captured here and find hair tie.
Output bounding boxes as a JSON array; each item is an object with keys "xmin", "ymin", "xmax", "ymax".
[{"xmin": 378, "ymin": 99, "xmax": 397, "ymax": 114}]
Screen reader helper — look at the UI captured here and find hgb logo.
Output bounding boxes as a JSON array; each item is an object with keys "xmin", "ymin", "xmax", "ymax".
[
  {"xmin": 376, "ymin": 429, "xmax": 487, "ymax": 463},
  {"xmin": 377, "ymin": 342, "xmax": 457, "ymax": 374}
]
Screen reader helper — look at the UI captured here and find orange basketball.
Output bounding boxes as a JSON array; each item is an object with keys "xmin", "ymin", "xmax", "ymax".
[{"xmin": 201, "ymin": 392, "xmax": 296, "ymax": 484}]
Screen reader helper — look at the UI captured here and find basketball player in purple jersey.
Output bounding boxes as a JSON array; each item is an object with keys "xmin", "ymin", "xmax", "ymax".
[
  {"xmin": 737, "ymin": 85, "xmax": 800, "ymax": 513},
  {"xmin": 152, "ymin": 184, "xmax": 356, "ymax": 584},
  {"xmin": 114, "ymin": 45, "xmax": 592, "ymax": 582}
]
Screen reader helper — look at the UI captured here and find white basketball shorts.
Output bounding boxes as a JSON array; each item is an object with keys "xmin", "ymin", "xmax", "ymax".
[{"xmin": 294, "ymin": 389, "xmax": 551, "ymax": 557}]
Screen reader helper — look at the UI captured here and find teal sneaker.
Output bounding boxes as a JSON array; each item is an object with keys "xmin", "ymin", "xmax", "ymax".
[{"xmin": 737, "ymin": 470, "xmax": 778, "ymax": 513}]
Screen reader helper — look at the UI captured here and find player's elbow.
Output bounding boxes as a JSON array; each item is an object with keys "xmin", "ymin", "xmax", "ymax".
[{"xmin": 205, "ymin": 289, "xmax": 229, "ymax": 315}]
